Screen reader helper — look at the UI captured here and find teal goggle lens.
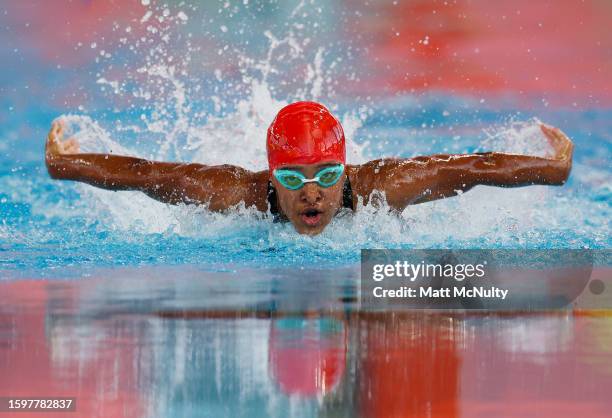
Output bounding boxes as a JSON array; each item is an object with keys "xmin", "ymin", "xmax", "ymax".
[{"xmin": 274, "ymin": 164, "xmax": 344, "ymax": 190}]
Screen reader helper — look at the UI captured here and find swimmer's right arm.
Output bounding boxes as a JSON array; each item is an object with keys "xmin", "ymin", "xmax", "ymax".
[{"xmin": 45, "ymin": 121, "xmax": 269, "ymax": 211}]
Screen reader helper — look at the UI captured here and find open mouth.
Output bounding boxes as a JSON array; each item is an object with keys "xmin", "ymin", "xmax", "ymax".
[{"xmin": 301, "ymin": 208, "xmax": 323, "ymax": 226}]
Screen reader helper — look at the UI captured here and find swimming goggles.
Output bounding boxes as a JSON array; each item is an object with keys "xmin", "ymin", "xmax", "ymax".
[{"xmin": 273, "ymin": 164, "xmax": 345, "ymax": 190}]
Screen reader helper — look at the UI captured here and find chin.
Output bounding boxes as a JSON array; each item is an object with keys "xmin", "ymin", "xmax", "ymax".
[{"xmin": 291, "ymin": 218, "xmax": 330, "ymax": 236}]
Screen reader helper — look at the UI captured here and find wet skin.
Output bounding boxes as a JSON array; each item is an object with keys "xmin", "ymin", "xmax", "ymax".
[{"xmin": 45, "ymin": 121, "xmax": 573, "ymax": 235}]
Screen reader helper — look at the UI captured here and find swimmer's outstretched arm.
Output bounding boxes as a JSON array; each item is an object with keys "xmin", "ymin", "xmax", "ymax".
[
  {"xmin": 45, "ymin": 121, "xmax": 269, "ymax": 211},
  {"xmin": 350, "ymin": 124, "xmax": 574, "ymax": 210}
]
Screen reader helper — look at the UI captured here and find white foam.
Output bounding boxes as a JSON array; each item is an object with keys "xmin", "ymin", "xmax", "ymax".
[{"xmin": 480, "ymin": 118, "xmax": 551, "ymax": 157}]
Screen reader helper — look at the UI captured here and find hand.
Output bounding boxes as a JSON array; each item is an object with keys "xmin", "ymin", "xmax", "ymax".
[
  {"xmin": 540, "ymin": 124, "xmax": 573, "ymax": 162},
  {"xmin": 540, "ymin": 124, "xmax": 573, "ymax": 183},
  {"xmin": 45, "ymin": 120, "xmax": 80, "ymax": 161}
]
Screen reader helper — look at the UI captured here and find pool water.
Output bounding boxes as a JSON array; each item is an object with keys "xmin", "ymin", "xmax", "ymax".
[{"xmin": 1, "ymin": 0, "xmax": 611, "ymax": 417}]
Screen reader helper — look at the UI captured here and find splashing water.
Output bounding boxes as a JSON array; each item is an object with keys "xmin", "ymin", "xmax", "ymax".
[{"xmin": 57, "ymin": 1, "xmax": 374, "ymax": 236}]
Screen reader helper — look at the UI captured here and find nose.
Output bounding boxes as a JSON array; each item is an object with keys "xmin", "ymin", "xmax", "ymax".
[{"xmin": 300, "ymin": 183, "xmax": 322, "ymax": 204}]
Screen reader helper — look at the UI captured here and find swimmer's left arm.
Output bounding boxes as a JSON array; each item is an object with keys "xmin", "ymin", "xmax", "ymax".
[{"xmin": 351, "ymin": 124, "xmax": 574, "ymax": 210}]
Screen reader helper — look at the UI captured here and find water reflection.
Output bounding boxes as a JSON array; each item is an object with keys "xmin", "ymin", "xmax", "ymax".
[
  {"xmin": 356, "ymin": 314, "xmax": 460, "ymax": 418},
  {"xmin": 1, "ymin": 278, "xmax": 612, "ymax": 418},
  {"xmin": 269, "ymin": 317, "xmax": 347, "ymax": 397}
]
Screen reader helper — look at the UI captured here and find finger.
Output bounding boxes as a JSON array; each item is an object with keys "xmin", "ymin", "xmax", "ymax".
[
  {"xmin": 50, "ymin": 121, "xmax": 58, "ymax": 134},
  {"xmin": 48, "ymin": 122, "xmax": 59, "ymax": 143},
  {"xmin": 553, "ymin": 127, "xmax": 567, "ymax": 139},
  {"xmin": 540, "ymin": 124, "xmax": 554, "ymax": 137},
  {"xmin": 540, "ymin": 126, "xmax": 555, "ymax": 141},
  {"xmin": 543, "ymin": 125, "xmax": 564, "ymax": 142},
  {"xmin": 66, "ymin": 138, "xmax": 80, "ymax": 153},
  {"xmin": 56, "ymin": 120, "xmax": 64, "ymax": 139},
  {"xmin": 51, "ymin": 120, "xmax": 64, "ymax": 139},
  {"xmin": 65, "ymin": 137, "xmax": 78, "ymax": 147},
  {"xmin": 548, "ymin": 130, "xmax": 563, "ymax": 143},
  {"xmin": 66, "ymin": 141, "xmax": 80, "ymax": 153}
]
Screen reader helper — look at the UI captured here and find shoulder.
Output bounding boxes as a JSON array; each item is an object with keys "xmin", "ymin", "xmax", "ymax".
[
  {"xmin": 241, "ymin": 169, "xmax": 270, "ymax": 211},
  {"xmin": 346, "ymin": 158, "xmax": 405, "ymax": 175},
  {"xmin": 213, "ymin": 167, "xmax": 269, "ymax": 212},
  {"xmin": 180, "ymin": 164, "xmax": 270, "ymax": 212},
  {"xmin": 346, "ymin": 159, "xmax": 402, "ymax": 195}
]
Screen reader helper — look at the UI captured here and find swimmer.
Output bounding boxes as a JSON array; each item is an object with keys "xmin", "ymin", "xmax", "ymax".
[{"xmin": 45, "ymin": 101, "xmax": 573, "ymax": 235}]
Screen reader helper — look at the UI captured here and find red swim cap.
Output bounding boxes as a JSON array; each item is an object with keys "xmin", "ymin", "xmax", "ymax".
[
  {"xmin": 267, "ymin": 101, "xmax": 345, "ymax": 172},
  {"xmin": 268, "ymin": 318, "xmax": 346, "ymax": 397}
]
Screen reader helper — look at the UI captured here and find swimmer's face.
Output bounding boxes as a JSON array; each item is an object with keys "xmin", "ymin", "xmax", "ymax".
[{"xmin": 271, "ymin": 162, "xmax": 346, "ymax": 236}]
